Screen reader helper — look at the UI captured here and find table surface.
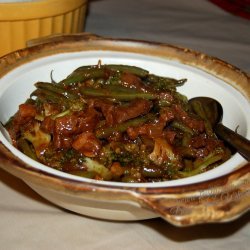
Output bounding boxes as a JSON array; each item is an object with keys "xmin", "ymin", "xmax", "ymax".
[{"xmin": 0, "ymin": 0, "xmax": 249, "ymax": 249}]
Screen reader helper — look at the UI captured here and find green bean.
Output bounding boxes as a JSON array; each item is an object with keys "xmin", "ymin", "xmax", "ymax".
[
  {"xmin": 60, "ymin": 64, "xmax": 149, "ymax": 86},
  {"xmin": 35, "ymin": 82, "xmax": 78, "ymax": 99},
  {"xmin": 80, "ymin": 85, "xmax": 156, "ymax": 101},
  {"xmin": 96, "ymin": 114, "xmax": 155, "ymax": 138},
  {"xmin": 174, "ymin": 92, "xmax": 188, "ymax": 106},
  {"xmin": 183, "ymin": 159, "xmax": 193, "ymax": 171},
  {"xmin": 176, "ymin": 146, "xmax": 196, "ymax": 158},
  {"xmin": 70, "ymin": 65, "xmax": 92, "ymax": 73},
  {"xmin": 181, "ymin": 133, "xmax": 192, "ymax": 146},
  {"xmin": 175, "ymin": 78, "xmax": 187, "ymax": 86},
  {"xmin": 177, "ymin": 148, "xmax": 224, "ymax": 177},
  {"xmin": 50, "ymin": 70, "xmax": 57, "ymax": 84},
  {"xmin": 17, "ymin": 138, "xmax": 37, "ymax": 160},
  {"xmin": 148, "ymin": 74, "xmax": 186, "ymax": 85},
  {"xmin": 190, "ymin": 100, "xmax": 214, "ymax": 137},
  {"xmin": 68, "ymin": 170, "xmax": 97, "ymax": 179},
  {"xmin": 51, "ymin": 110, "xmax": 71, "ymax": 120},
  {"xmin": 31, "ymin": 89, "xmax": 67, "ymax": 105},
  {"xmin": 147, "ymin": 74, "xmax": 187, "ymax": 91},
  {"xmin": 106, "ymin": 64, "xmax": 149, "ymax": 78},
  {"xmin": 121, "ymin": 175, "xmax": 137, "ymax": 183},
  {"xmin": 60, "ymin": 67, "xmax": 108, "ymax": 85},
  {"xmin": 171, "ymin": 121, "xmax": 195, "ymax": 135},
  {"xmin": 142, "ymin": 166, "xmax": 163, "ymax": 178},
  {"xmin": 157, "ymin": 98, "xmax": 172, "ymax": 107}
]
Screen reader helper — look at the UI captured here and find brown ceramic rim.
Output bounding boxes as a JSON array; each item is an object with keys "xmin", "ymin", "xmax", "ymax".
[{"xmin": 0, "ymin": 33, "xmax": 249, "ymax": 226}]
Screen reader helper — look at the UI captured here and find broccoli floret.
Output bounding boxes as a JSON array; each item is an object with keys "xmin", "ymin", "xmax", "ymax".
[
  {"xmin": 149, "ymin": 138, "xmax": 181, "ymax": 168},
  {"xmin": 23, "ymin": 122, "xmax": 51, "ymax": 156},
  {"xmin": 98, "ymin": 142, "xmax": 148, "ymax": 168}
]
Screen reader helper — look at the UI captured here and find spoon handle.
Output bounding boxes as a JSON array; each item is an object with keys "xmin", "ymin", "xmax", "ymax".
[{"xmin": 215, "ymin": 123, "xmax": 250, "ymax": 161}]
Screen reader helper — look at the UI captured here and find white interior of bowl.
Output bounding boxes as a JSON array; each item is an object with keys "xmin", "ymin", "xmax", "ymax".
[{"xmin": 0, "ymin": 51, "xmax": 249, "ymax": 187}]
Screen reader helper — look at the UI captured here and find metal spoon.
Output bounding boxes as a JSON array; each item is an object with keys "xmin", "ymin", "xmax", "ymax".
[{"xmin": 188, "ymin": 97, "xmax": 250, "ymax": 161}]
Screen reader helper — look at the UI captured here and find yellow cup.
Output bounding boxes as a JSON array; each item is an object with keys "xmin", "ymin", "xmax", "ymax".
[{"xmin": 0, "ymin": 0, "xmax": 88, "ymax": 57}]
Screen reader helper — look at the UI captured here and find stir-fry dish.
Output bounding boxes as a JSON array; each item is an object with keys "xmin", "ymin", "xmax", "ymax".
[{"xmin": 5, "ymin": 62, "xmax": 231, "ymax": 182}]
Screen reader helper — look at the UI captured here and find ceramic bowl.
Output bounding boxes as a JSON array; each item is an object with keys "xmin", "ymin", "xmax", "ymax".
[
  {"xmin": 0, "ymin": 0, "xmax": 88, "ymax": 57},
  {"xmin": 0, "ymin": 33, "xmax": 249, "ymax": 226}
]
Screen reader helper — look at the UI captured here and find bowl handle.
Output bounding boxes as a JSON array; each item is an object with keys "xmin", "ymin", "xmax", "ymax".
[
  {"xmin": 137, "ymin": 165, "xmax": 250, "ymax": 226},
  {"xmin": 26, "ymin": 33, "xmax": 102, "ymax": 47}
]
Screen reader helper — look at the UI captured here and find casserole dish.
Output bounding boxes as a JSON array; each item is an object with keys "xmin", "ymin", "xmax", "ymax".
[{"xmin": 0, "ymin": 33, "xmax": 249, "ymax": 226}]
